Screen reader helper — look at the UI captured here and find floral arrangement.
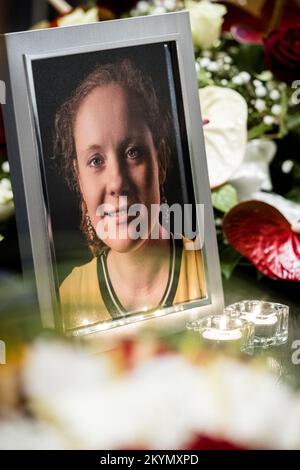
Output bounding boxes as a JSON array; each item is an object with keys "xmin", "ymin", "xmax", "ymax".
[
  {"xmin": 1, "ymin": 0, "xmax": 299, "ymax": 281},
  {"xmin": 129, "ymin": 0, "xmax": 300, "ymax": 282},
  {"xmin": 1, "ymin": 336, "xmax": 300, "ymax": 450}
]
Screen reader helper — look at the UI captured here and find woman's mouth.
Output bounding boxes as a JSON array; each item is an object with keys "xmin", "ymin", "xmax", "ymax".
[{"xmin": 103, "ymin": 206, "xmax": 130, "ymax": 225}]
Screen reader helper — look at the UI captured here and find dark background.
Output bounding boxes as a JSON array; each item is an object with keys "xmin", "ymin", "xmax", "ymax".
[{"xmin": 31, "ymin": 42, "xmax": 196, "ymax": 283}]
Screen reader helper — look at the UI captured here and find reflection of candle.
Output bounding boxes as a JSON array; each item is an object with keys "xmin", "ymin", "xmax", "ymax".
[{"xmin": 202, "ymin": 329, "xmax": 242, "ymax": 341}]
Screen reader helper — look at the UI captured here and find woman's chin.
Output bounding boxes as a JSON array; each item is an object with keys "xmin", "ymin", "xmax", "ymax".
[{"xmin": 103, "ymin": 237, "xmax": 145, "ymax": 254}]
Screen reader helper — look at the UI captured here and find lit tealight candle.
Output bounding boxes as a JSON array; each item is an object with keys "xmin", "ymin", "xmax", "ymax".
[
  {"xmin": 202, "ymin": 328, "xmax": 242, "ymax": 341},
  {"xmin": 225, "ymin": 300, "xmax": 289, "ymax": 347}
]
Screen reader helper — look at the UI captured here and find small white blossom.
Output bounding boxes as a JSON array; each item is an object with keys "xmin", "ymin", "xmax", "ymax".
[
  {"xmin": 271, "ymin": 104, "xmax": 282, "ymax": 115},
  {"xmin": 279, "ymin": 82, "xmax": 287, "ymax": 90},
  {"xmin": 232, "ymin": 75, "xmax": 243, "ymax": 85},
  {"xmin": 164, "ymin": 0, "xmax": 177, "ymax": 9},
  {"xmin": 136, "ymin": 1, "xmax": 150, "ymax": 13},
  {"xmin": 0, "ymin": 178, "xmax": 11, "ymax": 191},
  {"xmin": 255, "ymin": 86, "xmax": 267, "ymax": 97},
  {"xmin": 202, "ymin": 50, "xmax": 212, "ymax": 58},
  {"xmin": 223, "ymin": 64, "xmax": 231, "ymax": 71},
  {"xmin": 220, "ymin": 79, "xmax": 228, "ymax": 86},
  {"xmin": 1, "ymin": 161, "xmax": 9, "ymax": 173},
  {"xmin": 270, "ymin": 89, "xmax": 280, "ymax": 101},
  {"xmin": 152, "ymin": 6, "xmax": 166, "ymax": 14},
  {"xmin": 255, "ymin": 99, "xmax": 266, "ymax": 112},
  {"xmin": 263, "ymin": 115, "xmax": 275, "ymax": 126},
  {"xmin": 224, "ymin": 55, "xmax": 232, "ymax": 64},
  {"xmin": 253, "ymin": 79, "xmax": 263, "ymax": 87},
  {"xmin": 239, "ymin": 71, "xmax": 251, "ymax": 83},
  {"xmin": 207, "ymin": 61, "xmax": 219, "ymax": 72},
  {"xmin": 281, "ymin": 160, "xmax": 294, "ymax": 174},
  {"xmin": 199, "ymin": 57, "xmax": 211, "ymax": 68},
  {"xmin": 195, "ymin": 62, "xmax": 200, "ymax": 73}
]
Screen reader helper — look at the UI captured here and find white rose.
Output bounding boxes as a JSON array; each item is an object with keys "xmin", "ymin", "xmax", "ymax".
[{"xmin": 187, "ymin": 0, "xmax": 227, "ymax": 49}]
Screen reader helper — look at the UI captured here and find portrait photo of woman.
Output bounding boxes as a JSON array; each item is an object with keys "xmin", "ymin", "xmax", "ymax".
[{"xmin": 31, "ymin": 43, "xmax": 207, "ymax": 332}]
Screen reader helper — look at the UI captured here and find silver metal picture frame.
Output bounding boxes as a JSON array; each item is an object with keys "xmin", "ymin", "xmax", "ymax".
[{"xmin": 0, "ymin": 12, "xmax": 224, "ymax": 345}]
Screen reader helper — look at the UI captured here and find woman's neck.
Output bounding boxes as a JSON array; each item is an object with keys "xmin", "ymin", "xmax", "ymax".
[{"xmin": 106, "ymin": 227, "xmax": 171, "ymax": 311}]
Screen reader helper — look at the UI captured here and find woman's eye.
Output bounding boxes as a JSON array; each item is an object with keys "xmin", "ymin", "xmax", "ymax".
[
  {"xmin": 88, "ymin": 154, "xmax": 104, "ymax": 168},
  {"xmin": 126, "ymin": 147, "xmax": 140, "ymax": 160}
]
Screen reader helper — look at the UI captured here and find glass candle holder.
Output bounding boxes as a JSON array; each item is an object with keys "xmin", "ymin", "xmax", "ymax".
[
  {"xmin": 187, "ymin": 315, "xmax": 254, "ymax": 354},
  {"xmin": 225, "ymin": 300, "xmax": 289, "ymax": 347}
]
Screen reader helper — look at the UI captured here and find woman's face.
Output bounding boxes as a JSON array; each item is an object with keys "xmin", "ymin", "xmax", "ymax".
[{"xmin": 74, "ymin": 84, "xmax": 161, "ymax": 253}]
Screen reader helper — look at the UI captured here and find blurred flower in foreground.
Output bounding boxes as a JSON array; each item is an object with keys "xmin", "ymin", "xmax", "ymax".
[
  {"xmin": 199, "ymin": 85, "xmax": 248, "ymax": 188},
  {"xmin": 1, "ymin": 339, "xmax": 300, "ymax": 449},
  {"xmin": 187, "ymin": 0, "xmax": 227, "ymax": 49}
]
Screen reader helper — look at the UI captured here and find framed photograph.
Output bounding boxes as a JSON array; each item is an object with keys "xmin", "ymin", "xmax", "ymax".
[{"xmin": 0, "ymin": 12, "xmax": 224, "ymax": 343}]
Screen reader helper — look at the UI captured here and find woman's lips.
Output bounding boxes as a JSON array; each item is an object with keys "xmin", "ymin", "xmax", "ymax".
[{"xmin": 104, "ymin": 206, "xmax": 129, "ymax": 225}]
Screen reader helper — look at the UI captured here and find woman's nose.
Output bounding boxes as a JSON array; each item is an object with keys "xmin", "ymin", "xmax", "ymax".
[{"xmin": 106, "ymin": 156, "xmax": 128, "ymax": 196}]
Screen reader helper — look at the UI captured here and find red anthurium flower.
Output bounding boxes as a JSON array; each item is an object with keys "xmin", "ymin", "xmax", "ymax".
[{"xmin": 223, "ymin": 201, "xmax": 300, "ymax": 281}]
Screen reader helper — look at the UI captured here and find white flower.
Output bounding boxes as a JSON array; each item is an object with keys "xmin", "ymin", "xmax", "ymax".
[
  {"xmin": 239, "ymin": 71, "xmax": 251, "ymax": 83},
  {"xmin": 1, "ymin": 161, "xmax": 9, "ymax": 173},
  {"xmin": 224, "ymin": 55, "xmax": 232, "ymax": 64},
  {"xmin": 0, "ymin": 178, "xmax": 13, "ymax": 205},
  {"xmin": 253, "ymin": 79, "xmax": 263, "ymax": 87},
  {"xmin": 17, "ymin": 342, "xmax": 300, "ymax": 449},
  {"xmin": 199, "ymin": 57, "xmax": 211, "ymax": 68},
  {"xmin": 232, "ymin": 75, "xmax": 243, "ymax": 85},
  {"xmin": 223, "ymin": 63, "xmax": 230, "ymax": 71},
  {"xmin": 187, "ymin": 0, "xmax": 227, "ymax": 49},
  {"xmin": 202, "ymin": 50, "xmax": 212, "ymax": 58},
  {"xmin": 263, "ymin": 115, "xmax": 275, "ymax": 126},
  {"xmin": 255, "ymin": 86, "xmax": 267, "ymax": 97},
  {"xmin": 0, "ymin": 419, "xmax": 68, "ymax": 450},
  {"xmin": 230, "ymin": 139, "xmax": 277, "ymax": 199},
  {"xmin": 199, "ymin": 86, "xmax": 248, "ymax": 188},
  {"xmin": 281, "ymin": 160, "xmax": 294, "ymax": 174},
  {"xmin": 195, "ymin": 61, "xmax": 200, "ymax": 72},
  {"xmin": 164, "ymin": 0, "xmax": 177, "ymax": 9},
  {"xmin": 220, "ymin": 79, "xmax": 228, "ymax": 86},
  {"xmin": 136, "ymin": 1, "xmax": 150, "ymax": 13},
  {"xmin": 207, "ymin": 61, "xmax": 219, "ymax": 72},
  {"xmin": 0, "ymin": 177, "xmax": 11, "ymax": 190},
  {"xmin": 152, "ymin": 6, "xmax": 166, "ymax": 14},
  {"xmin": 57, "ymin": 7, "xmax": 99, "ymax": 27},
  {"xmin": 270, "ymin": 89, "xmax": 280, "ymax": 101},
  {"xmin": 255, "ymin": 99, "xmax": 266, "ymax": 112},
  {"xmin": 271, "ymin": 104, "xmax": 282, "ymax": 115}
]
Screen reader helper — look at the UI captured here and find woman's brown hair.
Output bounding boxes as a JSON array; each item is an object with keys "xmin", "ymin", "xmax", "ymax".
[{"xmin": 54, "ymin": 58, "xmax": 171, "ymax": 255}]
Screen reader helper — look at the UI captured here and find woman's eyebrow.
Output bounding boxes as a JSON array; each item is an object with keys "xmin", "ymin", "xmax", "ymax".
[{"xmin": 80, "ymin": 144, "xmax": 104, "ymax": 158}]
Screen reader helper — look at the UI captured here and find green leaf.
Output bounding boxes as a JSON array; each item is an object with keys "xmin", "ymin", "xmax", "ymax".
[
  {"xmin": 286, "ymin": 113, "xmax": 300, "ymax": 132},
  {"xmin": 220, "ymin": 245, "xmax": 242, "ymax": 280},
  {"xmin": 235, "ymin": 44, "xmax": 264, "ymax": 74},
  {"xmin": 286, "ymin": 187, "xmax": 300, "ymax": 203},
  {"xmin": 211, "ymin": 184, "xmax": 238, "ymax": 213},
  {"xmin": 248, "ymin": 122, "xmax": 271, "ymax": 140}
]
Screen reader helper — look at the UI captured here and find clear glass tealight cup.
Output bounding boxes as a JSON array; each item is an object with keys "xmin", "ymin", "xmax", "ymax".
[
  {"xmin": 187, "ymin": 314, "xmax": 255, "ymax": 355},
  {"xmin": 225, "ymin": 300, "xmax": 289, "ymax": 348}
]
